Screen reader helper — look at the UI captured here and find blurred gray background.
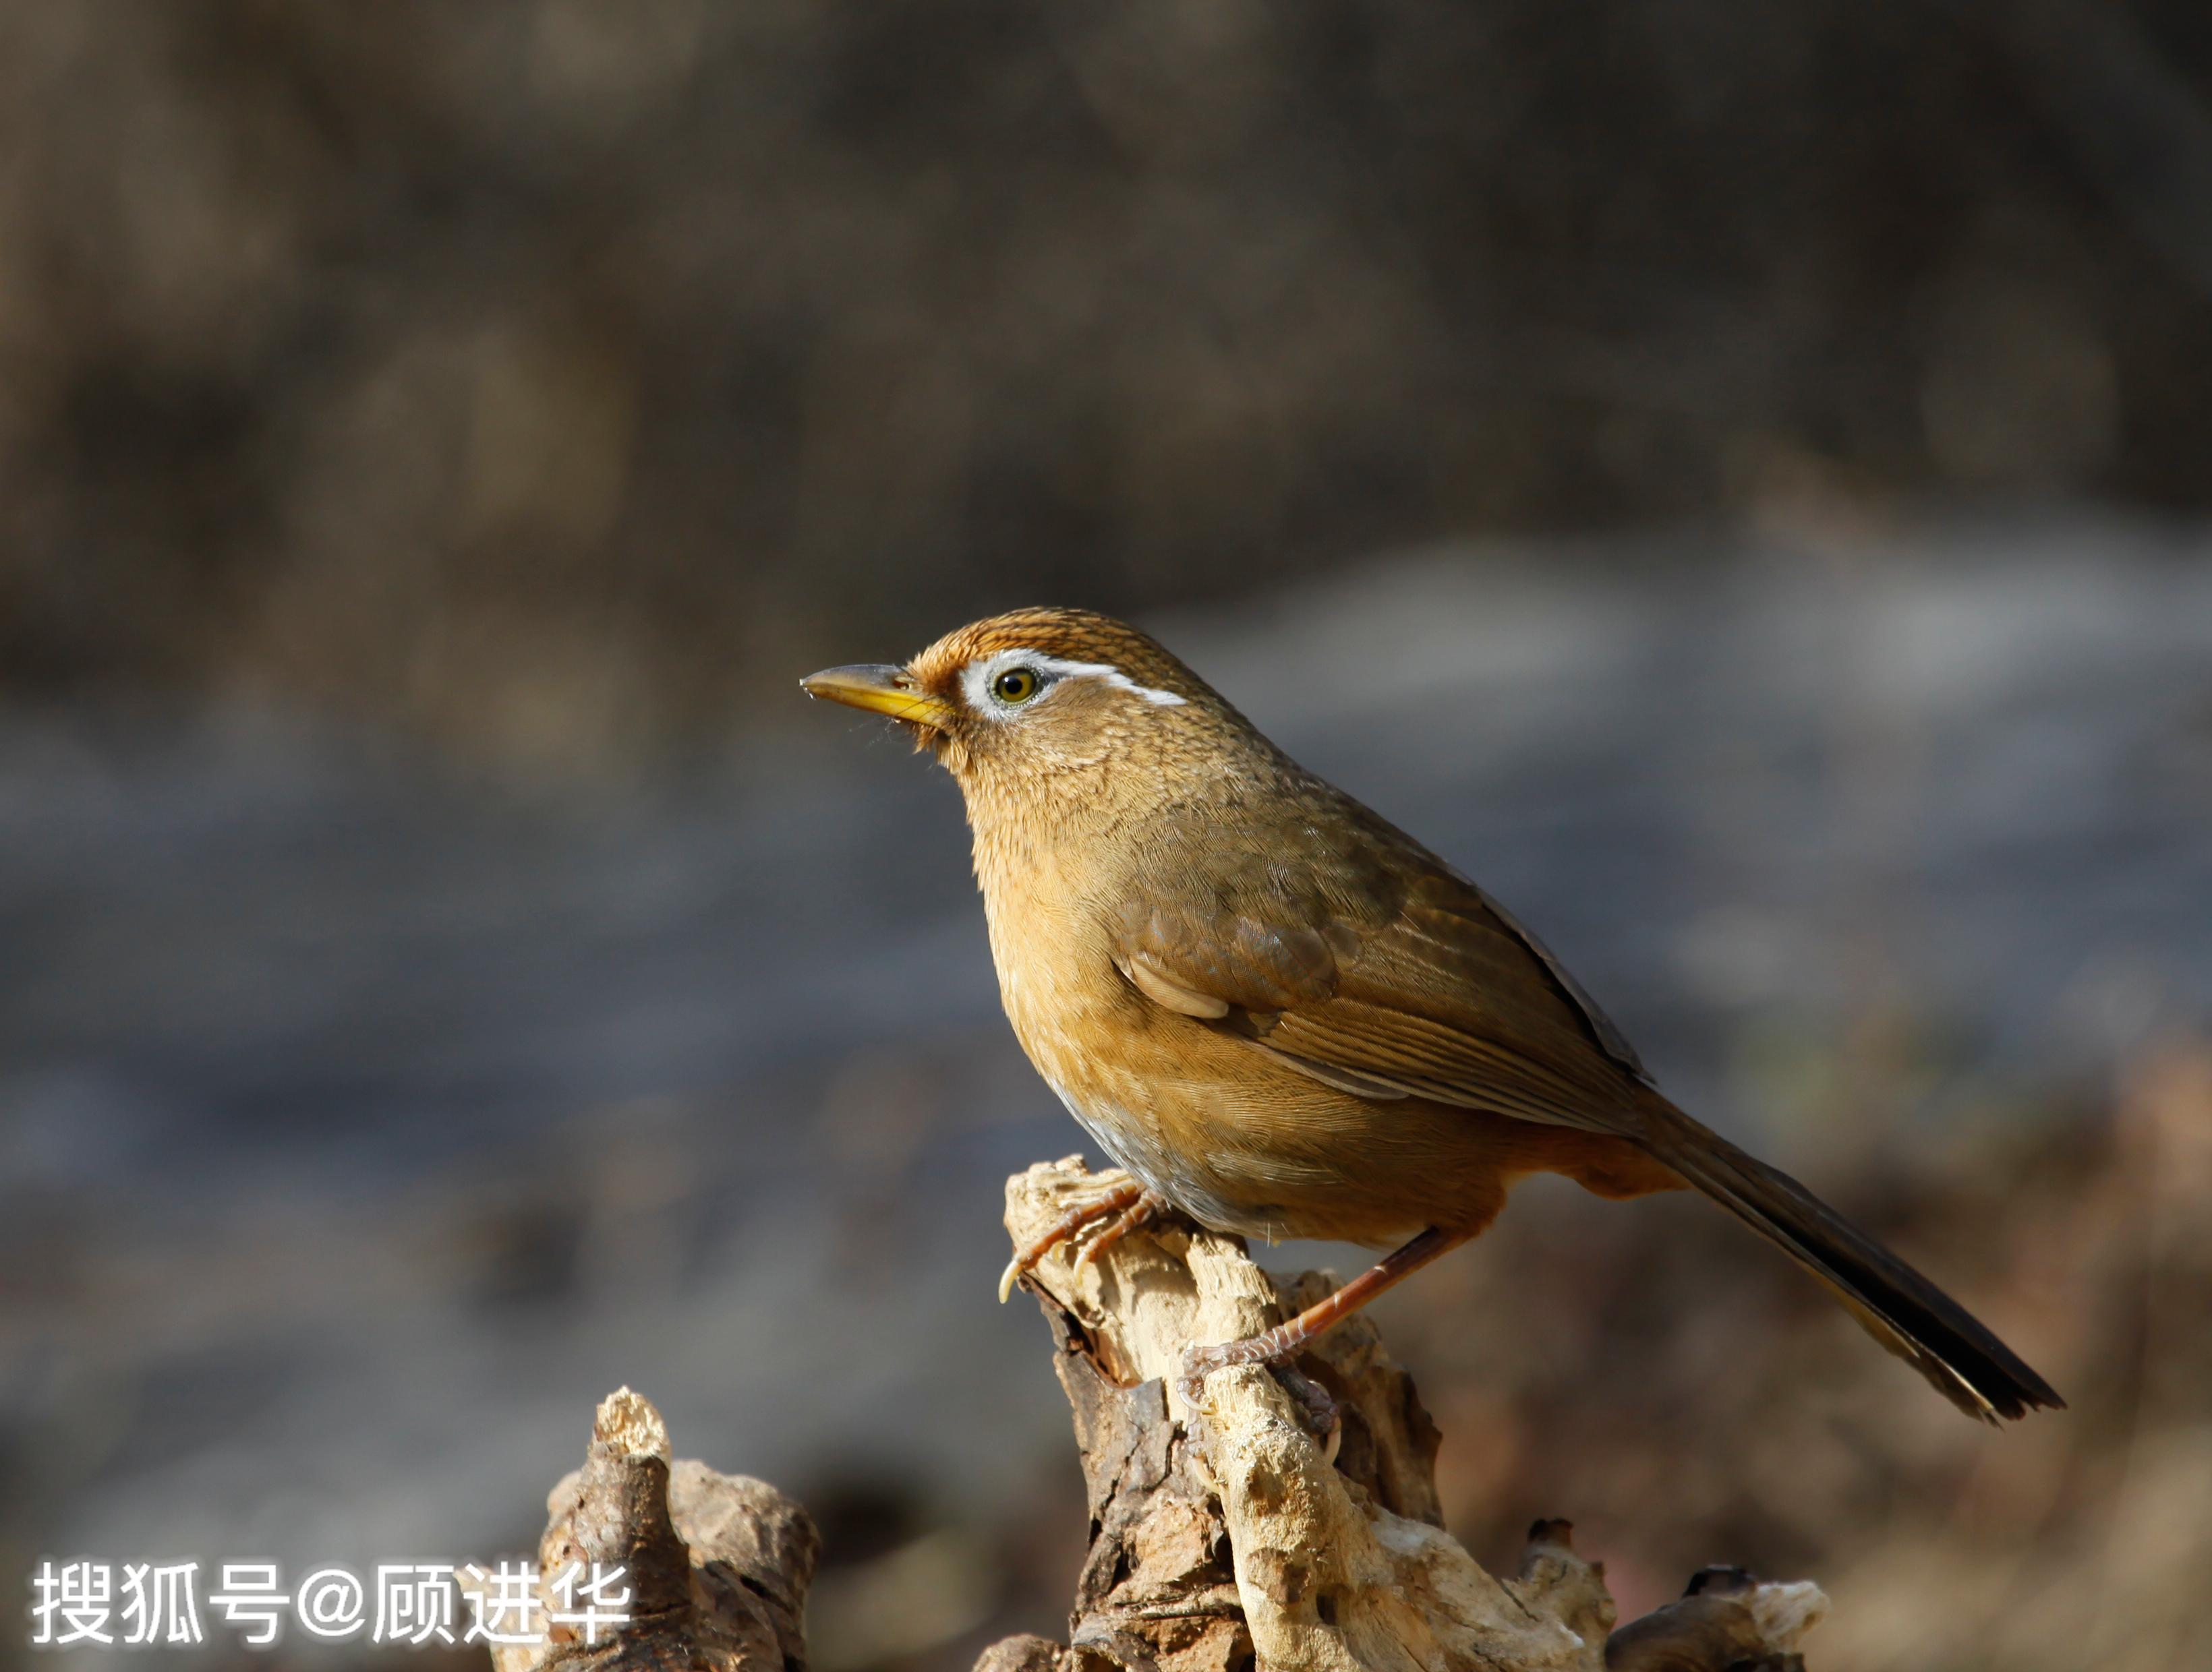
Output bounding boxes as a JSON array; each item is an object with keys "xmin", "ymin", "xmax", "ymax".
[{"xmin": 4, "ymin": 5, "xmax": 2212, "ymax": 1672}]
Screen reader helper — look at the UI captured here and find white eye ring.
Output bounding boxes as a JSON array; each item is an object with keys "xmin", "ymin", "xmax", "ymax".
[{"xmin": 961, "ymin": 647, "xmax": 1188, "ymax": 714}]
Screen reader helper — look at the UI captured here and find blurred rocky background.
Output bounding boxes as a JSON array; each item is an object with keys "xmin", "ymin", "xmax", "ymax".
[{"xmin": 3, "ymin": 4, "xmax": 2211, "ymax": 1672}]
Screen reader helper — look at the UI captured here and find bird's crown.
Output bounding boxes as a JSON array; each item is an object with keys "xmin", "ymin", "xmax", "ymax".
[{"xmin": 908, "ymin": 607, "xmax": 1204, "ymax": 707}]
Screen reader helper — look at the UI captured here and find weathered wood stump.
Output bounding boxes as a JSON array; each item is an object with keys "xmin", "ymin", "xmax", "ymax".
[
  {"xmin": 987, "ymin": 1158, "xmax": 1826, "ymax": 1672},
  {"xmin": 467, "ymin": 1387, "xmax": 817, "ymax": 1672},
  {"xmin": 483, "ymin": 1158, "xmax": 1826, "ymax": 1672}
]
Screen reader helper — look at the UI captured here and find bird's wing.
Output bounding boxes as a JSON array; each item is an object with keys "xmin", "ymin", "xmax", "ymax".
[
  {"xmin": 1113, "ymin": 829, "xmax": 1651, "ymax": 1133},
  {"xmin": 1118, "ymin": 799, "xmax": 2066, "ymax": 1426}
]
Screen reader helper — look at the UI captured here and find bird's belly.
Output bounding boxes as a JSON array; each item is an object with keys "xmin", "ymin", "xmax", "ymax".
[
  {"xmin": 989, "ymin": 910, "xmax": 1282, "ymax": 1228},
  {"xmin": 1022, "ymin": 1021, "xmax": 1462, "ymax": 1246},
  {"xmin": 1037, "ymin": 1079, "xmax": 1275, "ymax": 1236},
  {"xmin": 1014, "ymin": 988, "xmax": 1675, "ymax": 1245},
  {"xmin": 988, "ymin": 903, "xmax": 1656, "ymax": 1243}
]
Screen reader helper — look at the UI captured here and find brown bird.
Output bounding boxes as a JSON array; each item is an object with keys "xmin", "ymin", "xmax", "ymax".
[{"xmin": 802, "ymin": 607, "xmax": 2062, "ymax": 1423}]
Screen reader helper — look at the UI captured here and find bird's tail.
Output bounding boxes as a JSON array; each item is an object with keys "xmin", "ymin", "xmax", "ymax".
[{"xmin": 1637, "ymin": 1097, "xmax": 2064, "ymax": 1422}]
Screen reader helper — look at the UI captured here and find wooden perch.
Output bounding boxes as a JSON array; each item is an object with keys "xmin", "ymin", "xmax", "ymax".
[
  {"xmin": 987, "ymin": 1157, "xmax": 1828, "ymax": 1672},
  {"xmin": 469, "ymin": 1386, "xmax": 818, "ymax": 1672},
  {"xmin": 485, "ymin": 1158, "xmax": 1826, "ymax": 1672}
]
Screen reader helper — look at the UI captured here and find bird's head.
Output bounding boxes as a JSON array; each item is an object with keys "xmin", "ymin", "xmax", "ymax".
[{"xmin": 801, "ymin": 608, "xmax": 1240, "ymax": 806}]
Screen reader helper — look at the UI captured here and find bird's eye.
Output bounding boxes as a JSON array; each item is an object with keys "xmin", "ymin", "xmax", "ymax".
[{"xmin": 992, "ymin": 667, "xmax": 1041, "ymax": 704}]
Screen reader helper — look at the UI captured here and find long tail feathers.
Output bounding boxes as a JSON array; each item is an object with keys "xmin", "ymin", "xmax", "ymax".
[{"xmin": 1640, "ymin": 1102, "xmax": 2064, "ymax": 1423}]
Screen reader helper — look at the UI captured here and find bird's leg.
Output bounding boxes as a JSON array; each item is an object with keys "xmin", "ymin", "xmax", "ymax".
[
  {"xmin": 997, "ymin": 1176, "xmax": 1145, "ymax": 1301},
  {"xmin": 1178, "ymin": 1226, "xmax": 1461, "ymax": 1413}
]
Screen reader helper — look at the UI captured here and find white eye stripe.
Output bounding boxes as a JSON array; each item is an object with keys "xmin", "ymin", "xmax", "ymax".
[
  {"xmin": 1026, "ymin": 653, "xmax": 1188, "ymax": 706},
  {"xmin": 961, "ymin": 648, "xmax": 1188, "ymax": 711}
]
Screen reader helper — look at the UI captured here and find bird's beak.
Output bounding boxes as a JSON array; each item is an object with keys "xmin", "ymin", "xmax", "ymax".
[{"xmin": 799, "ymin": 663, "xmax": 957, "ymax": 730}]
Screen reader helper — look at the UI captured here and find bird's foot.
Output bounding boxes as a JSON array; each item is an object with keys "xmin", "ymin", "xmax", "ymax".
[
  {"xmin": 1177, "ymin": 1339, "xmax": 1342, "ymax": 1462},
  {"xmin": 1075, "ymin": 1191, "xmax": 1165, "ymax": 1271},
  {"xmin": 997, "ymin": 1175, "xmax": 1144, "ymax": 1301}
]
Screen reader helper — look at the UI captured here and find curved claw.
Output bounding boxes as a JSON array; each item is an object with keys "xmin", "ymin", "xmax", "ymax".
[
  {"xmin": 997, "ymin": 1179, "xmax": 1145, "ymax": 1303},
  {"xmin": 1176, "ymin": 1343, "xmax": 1216, "ymax": 1417}
]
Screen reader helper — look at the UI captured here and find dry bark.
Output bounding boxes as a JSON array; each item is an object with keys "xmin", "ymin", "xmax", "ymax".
[
  {"xmin": 485, "ymin": 1159, "xmax": 1828, "ymax": 1672},
  {"xmin": 469, "ymin": 1387, "xmax": 817, "ymax": 1672},
  {"xmin": 981, "ymin": 1157, "xmax": 1829, "ymax": 1672}
]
